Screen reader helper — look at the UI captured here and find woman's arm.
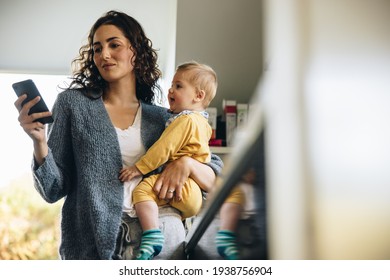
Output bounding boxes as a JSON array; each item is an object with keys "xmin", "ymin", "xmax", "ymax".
[
  {"xmin": 15, "ymin": 92, "xmax": 73, "ymax": 203},
  {"xmin": 153, "ymin": 155, "xmax": 223, "ymax": 201}
]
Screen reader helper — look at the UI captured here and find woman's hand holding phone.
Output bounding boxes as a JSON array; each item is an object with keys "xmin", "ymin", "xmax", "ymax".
[
  {"xmin": 14, "ymin": 93, "xmax": 51, "ymax": 165},
  {"xmin": 14, "ymin": 94, "xmax": 51, "ymax": 141}
]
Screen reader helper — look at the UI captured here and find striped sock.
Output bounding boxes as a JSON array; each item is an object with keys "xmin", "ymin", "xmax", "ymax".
[
  {"xmin": 215, "ymin": 230, "xmax": 239, "ymax": 260},
  {"xmin": 136, "ymin": 229, "xmax": 164, "ymax": 260}
]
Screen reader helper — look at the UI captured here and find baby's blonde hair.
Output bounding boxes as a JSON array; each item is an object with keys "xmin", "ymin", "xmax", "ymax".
[{"xmin": 176, "ymin": 61, "xmax": 218, "ymax": 107}]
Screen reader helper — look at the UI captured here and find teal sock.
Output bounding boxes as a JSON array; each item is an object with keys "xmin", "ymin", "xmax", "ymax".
[
  {"xmin": 136, "ymin": 229, "xmax": 164, "ymax": 260},
  {"xmin": 215, "ymin": 230, "xmax": 239, "ymax": 260}
]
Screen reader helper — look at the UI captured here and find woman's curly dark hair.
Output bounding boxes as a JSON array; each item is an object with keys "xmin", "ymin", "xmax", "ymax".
[{"xmin": 69, "ymin": 10, "xmax": 162, "ymax": 104}]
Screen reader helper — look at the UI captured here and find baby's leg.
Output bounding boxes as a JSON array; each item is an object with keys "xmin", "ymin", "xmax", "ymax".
[
  {"xmin": 169, "ymin": 178, "xmax": 203, "ymax": 219},
  {"xmin": 133, "ymin": 176, "xmax": 165, "ymax": 260},
  {"xmin": 135, "ymin": 200, "xmax": 159, "ymax": 231}
]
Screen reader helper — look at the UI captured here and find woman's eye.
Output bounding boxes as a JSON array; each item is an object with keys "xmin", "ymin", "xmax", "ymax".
[{"xmin": 93, "ymin": 47, "xmax": 101, "ymax": 54}]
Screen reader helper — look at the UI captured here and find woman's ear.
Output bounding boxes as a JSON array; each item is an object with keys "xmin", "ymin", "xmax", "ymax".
[{"xmin": 130, "ymin": 46, "xmax": 136, "ymax": 66}]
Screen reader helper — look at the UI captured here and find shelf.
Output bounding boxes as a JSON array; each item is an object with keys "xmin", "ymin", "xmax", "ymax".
[{"xmin": 210, "ymin": 146, "xmax": 232, "ymax": 154}]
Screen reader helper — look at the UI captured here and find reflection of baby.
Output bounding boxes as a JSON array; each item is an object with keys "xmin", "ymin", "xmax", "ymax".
[{"xmin": 215, "ymin": 168, "xmax": 256, "ymax": 260}]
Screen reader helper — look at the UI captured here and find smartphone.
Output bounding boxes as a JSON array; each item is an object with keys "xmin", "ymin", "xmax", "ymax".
[{"xmin": 12, "ymin": 79, "xmax": 54, "ymax": 124}]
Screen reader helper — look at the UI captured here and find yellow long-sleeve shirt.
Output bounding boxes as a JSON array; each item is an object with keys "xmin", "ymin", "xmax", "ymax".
[{"xmin": 135, "ymin": 111, "xmax": 212, "ymax": 175}]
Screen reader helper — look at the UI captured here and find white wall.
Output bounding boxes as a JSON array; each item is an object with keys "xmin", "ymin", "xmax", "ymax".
[
  {"xmin": 176, "ymin": 0, "xmax": 263, "ymax": 111},
  {"xmin": 0, "ymin": 0, "xmax": 177, "ymax": 77}
]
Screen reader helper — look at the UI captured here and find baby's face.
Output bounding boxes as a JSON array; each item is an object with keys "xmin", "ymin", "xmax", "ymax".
[{"xmin": 168, "ymin": 71, "xmax": 198, "ymax": 113}]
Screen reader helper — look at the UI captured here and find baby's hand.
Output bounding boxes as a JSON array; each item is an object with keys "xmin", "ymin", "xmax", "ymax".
[{"xmin": 119, "ymin": 166, "xmax": 142, "ymax": 182}]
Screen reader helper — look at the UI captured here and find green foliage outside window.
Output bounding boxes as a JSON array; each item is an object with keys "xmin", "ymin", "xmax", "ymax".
[{"xmin": 0, "ymin": 175, "xmax": 62, "ymax": 260}]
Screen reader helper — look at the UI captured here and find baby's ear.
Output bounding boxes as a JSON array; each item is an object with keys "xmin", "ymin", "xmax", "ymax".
[{"xmin": 195, "ymin": 89, "xmax": 206, "ymax": 102}]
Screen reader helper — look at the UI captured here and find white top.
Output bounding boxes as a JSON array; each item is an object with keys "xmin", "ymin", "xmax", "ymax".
[{"xmin": 115, "ymin": 105, "xmax": 145, "ymax": 217}]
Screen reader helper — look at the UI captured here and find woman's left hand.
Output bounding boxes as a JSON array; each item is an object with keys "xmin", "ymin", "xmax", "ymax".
[{"xmin": 153, "ymin": 156, "xmax": 192, "ymax": 201}]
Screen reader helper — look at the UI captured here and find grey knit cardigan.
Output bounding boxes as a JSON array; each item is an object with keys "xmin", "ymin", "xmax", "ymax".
[{"xmin": 32, "ymin": 89, "xmax": 222, "ymax": 259}]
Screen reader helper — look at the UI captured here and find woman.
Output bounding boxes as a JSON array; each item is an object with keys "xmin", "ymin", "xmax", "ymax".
[{"xmin": 14, "ymin": 10, "xmax": 222, "ymax": 260}]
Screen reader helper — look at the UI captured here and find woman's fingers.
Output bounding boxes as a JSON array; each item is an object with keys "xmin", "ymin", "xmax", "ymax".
[
  {"xmin": 14, "ymin": 94, "xmax": 27, "ymax": 111},
  {"xmin": 154, "ymin": 165, "xmax": 184, "ymax": 201},
  {"xmin": 14, "ymin": 95, "xmax": 49, "ymax": 141},
  {"xmin": 16, "ymin": 95, "xmax": 51, "ymax": 124}
]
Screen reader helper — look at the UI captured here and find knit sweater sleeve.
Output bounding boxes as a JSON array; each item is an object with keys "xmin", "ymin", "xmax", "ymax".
[
  {"xmin": 208, "ymin": 153, "xmax": 223, "ymax": 176},
  {"xmin": 32, "ymin": 91, "xmax": 74, "ymax": 203}
]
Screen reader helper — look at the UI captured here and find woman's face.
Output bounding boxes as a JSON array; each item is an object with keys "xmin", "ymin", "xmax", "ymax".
[{"xmin": 92, "ymin": 24, "xmax": 135, "ymax": 83}]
